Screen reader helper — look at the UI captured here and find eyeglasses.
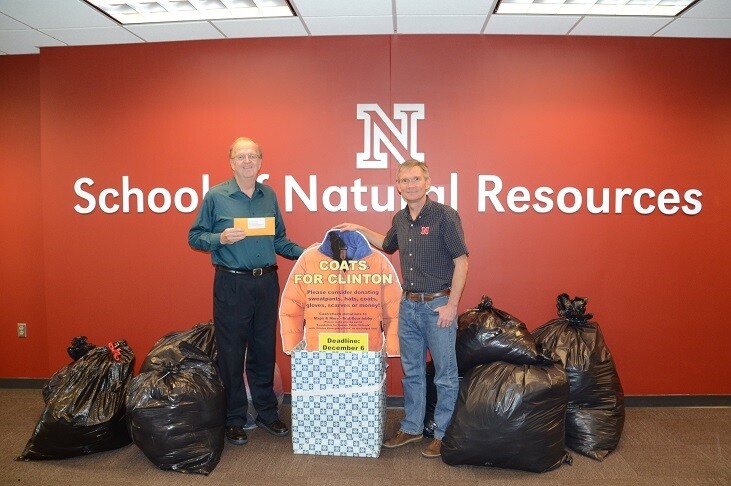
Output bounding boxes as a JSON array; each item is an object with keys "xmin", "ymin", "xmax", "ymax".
[
  {"xmin": 232, "ymin": 153, "xmax": 262, "ymax": 162},
  {"xmin": 397, "ymin": 176, "xmax": 424, "ymax": 185}
]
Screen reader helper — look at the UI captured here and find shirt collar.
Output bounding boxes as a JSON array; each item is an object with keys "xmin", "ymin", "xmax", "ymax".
[
  {"xmin": 223, "ymin": 177, "xmax": 262, "ymax": 198},
  {"xmin": 402, "ymin": 195, "xmax": 434, "ymax": 221}
]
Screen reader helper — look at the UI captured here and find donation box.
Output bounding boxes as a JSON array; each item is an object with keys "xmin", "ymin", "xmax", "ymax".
[{"xmin": 280, "ymin": 229, "xmax": 401, "ymax": 457}]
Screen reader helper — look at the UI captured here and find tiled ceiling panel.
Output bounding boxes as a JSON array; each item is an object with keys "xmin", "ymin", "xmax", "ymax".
[
  {"xmin": 0, "ymin": 0, "xmax": 114, "ymax": 29},
  {"xmin": 655, "ymin": 18, "xmax": 731, "ymax": 38},
  {"xmin": 396, "ymin": 0, "xmax": 495, "ymax": 16},
  {"xmin": 681, "ymin": 0, "xmax": 731, "ymax": 19},
  {"xmin": 397, "ymin": 15, "xmax": 488, "ymax": 34},
  {"xmin": 304, "ymin": 16, "xmax": 393, "ymax": 36},
  {"xmin": 125, "ymin": 20, "xmax": 224, "ymax": 42},
  {"xmin": 0, "ymin": 0, "xmax": 729, "ymax": 55},
  {"xmin": 294, "ymin": 0, "xmax": 392, "ymax": 17},
  {"xmin": 41, "ymin": 26, "xmax": 143, "ymax": 46},
  {"xmin": 0, "ymin": 28, "xmax": 65, "ymax": 54},
  {"xmin": 485, "ymin": 14, "xmax": 580, "ymax": 35},
  {"xmin": 213, "ymin": 17, "xmax": 308, "ymax": 38},
  {"xmin": 570, "ymin": 16, "xmax": 673, "ymax": 37}
]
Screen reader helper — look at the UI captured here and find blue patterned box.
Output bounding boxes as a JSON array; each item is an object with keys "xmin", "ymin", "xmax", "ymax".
[{"xmin": 290, "ymin": 341, "xmax": 387, "ymax": 458}]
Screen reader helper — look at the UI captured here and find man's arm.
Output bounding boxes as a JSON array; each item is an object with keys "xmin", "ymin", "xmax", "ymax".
[
  {"xmin": 436, "ymin": 254, "xmax": 468, "ymax": 328},
  {"xmin": 273, "ymin": 198, "xmax": 304, "ymax": 258},
  {"xmin": 189, "ymin": 197, "xmax": 226, "ymax": 251}
]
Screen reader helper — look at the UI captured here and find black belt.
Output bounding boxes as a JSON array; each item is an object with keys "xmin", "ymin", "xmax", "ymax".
[
  {"xmin": 216, "ymin": 265, "xmax": 278, "ymax": 276},
  {"xmin": 403, "ymin": 289, "xmax": 451, "ymax": 302}
]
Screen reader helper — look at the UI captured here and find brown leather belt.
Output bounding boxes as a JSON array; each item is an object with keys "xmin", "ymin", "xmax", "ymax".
[
  {"xmin": 403, "ymin": 289, "xmax": 451, "ymax": 302},
  {"xmin": 216, "ymin": 265, "xmax": 278, "ymax": 276}
]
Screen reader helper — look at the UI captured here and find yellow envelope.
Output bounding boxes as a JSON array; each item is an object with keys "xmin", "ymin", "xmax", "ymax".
[{"xmin": 233, "ymin": 217, "xmax": 275, "ymax": 236}]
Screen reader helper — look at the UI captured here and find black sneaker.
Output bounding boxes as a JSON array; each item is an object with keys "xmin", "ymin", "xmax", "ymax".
[
  {"xmin": 255, "ymin": 417, "xmax": 289, "ymax": 437},
  {"xmin": 225, "ymin": 425, "xmax": 248, "ymax": 445}
]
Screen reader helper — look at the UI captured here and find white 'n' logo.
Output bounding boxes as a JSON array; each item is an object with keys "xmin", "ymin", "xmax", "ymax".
[{"xmin": 356, "ymin": 104, "xmax": 424, "ymax": 169}]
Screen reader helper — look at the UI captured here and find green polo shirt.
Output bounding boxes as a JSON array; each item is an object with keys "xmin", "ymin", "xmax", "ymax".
[{"xmin": 189, "ymin": 178, "xmax": 303, "ymax": 269}]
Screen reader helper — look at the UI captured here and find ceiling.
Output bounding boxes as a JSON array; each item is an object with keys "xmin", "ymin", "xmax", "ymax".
[{"xmin": 1, "ymin": 0, "xmax": 729, "ymax": 55}]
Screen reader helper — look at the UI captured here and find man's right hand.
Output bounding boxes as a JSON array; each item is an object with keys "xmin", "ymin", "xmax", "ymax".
[
  {"xmin": 220, "ymin": 227, "xmax": 247, "ymax": 244},
  {"xmin": 333, "ymin": 223, "xmax": 385, "ymax": 250},
  {"xmin": 333, "ymin": 223, "xmax": 362, "ymax": 232}
]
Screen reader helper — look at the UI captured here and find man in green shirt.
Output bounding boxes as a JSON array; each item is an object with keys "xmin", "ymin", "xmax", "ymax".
[{"xmin": 189, "ymin": 137, "xmax": 303, "ymax": 445}]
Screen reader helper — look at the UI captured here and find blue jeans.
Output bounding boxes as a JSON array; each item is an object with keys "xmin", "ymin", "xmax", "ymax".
[{"xmin": 398, "ymin": 295, "xmax": 458, "ymax": 440}]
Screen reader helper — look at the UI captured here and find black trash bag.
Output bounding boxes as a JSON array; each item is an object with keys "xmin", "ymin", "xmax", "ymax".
[
  {"xmin": 127, "ymin": 342, "xmax": 225, "ymax": 475},
  {"xmin": 141, "ymin": 322, "xmax": 216, "ymax": 372},
  {"xmin": 423, "ymin": 360, "xmax": 464, "ymax": 438},
  {"xmin": 441, "ymin": 358, "xmax": 572, "ymax": 473},
  {"xmin": 43, "ymin": 336, "xmax": 100, "ymax": 402},
  {"xmin": 67, "ymin": 336, "xmax": 96, "ymax": 361},
  {"xmin": 41, "ymin": 365, "xmax": 69, "ymax": 404},
  {"xmin": 17, "ymin": 341, "xmax": 135, "ymax": 460},
  {"xmin": 533, "ymin": 294, "xmax": 625, "ymax": 461},
  {"xmin": 42, "ymin": 336, "xmax": 97, "ymax": 402},
  {"xmin": 455, "ymin": 296, "xmax": 541, "ymax": 374}
]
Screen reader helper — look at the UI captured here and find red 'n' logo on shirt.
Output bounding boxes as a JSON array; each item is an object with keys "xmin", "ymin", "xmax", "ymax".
[{"xmin": 421, "ymin": 226, "xmax": 430, "ymax": 235}]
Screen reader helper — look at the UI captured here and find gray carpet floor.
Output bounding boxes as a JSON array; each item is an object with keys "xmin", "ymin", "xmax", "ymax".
[{"xmin": 1, "ymin": 389, "xmax": 728, "ymax": 485}]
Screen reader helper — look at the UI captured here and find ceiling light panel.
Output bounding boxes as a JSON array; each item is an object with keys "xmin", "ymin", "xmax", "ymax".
[
  {"xmin": 85, "ymin": 0, "xmax": 294, "ymax": 24},
  {"xmin": 495, "ymin": 0, "xmax": 699, "ymax": 17}
]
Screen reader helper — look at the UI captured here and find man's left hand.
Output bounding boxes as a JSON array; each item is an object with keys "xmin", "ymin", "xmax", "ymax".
[{"xmin": 436, "ymin": 303, "xmax": 458, "ymax": 328}]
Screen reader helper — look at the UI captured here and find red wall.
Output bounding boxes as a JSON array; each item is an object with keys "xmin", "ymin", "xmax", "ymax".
[
  {"xmin": 1, "ymin": 36, "xmax": 729, "ymax": 395},
  {"xmin": 0, "ymin": 55, "xmax": 48, "ymax": 377}
]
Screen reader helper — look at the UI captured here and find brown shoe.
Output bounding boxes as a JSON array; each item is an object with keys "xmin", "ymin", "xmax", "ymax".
[
  {"xmin": 382, "ymin": 431, "xmax": 423, "ymax": 449},
  {"xmin": 421, "ymin": 438, "xmax": 442, "ymax": 458}
]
